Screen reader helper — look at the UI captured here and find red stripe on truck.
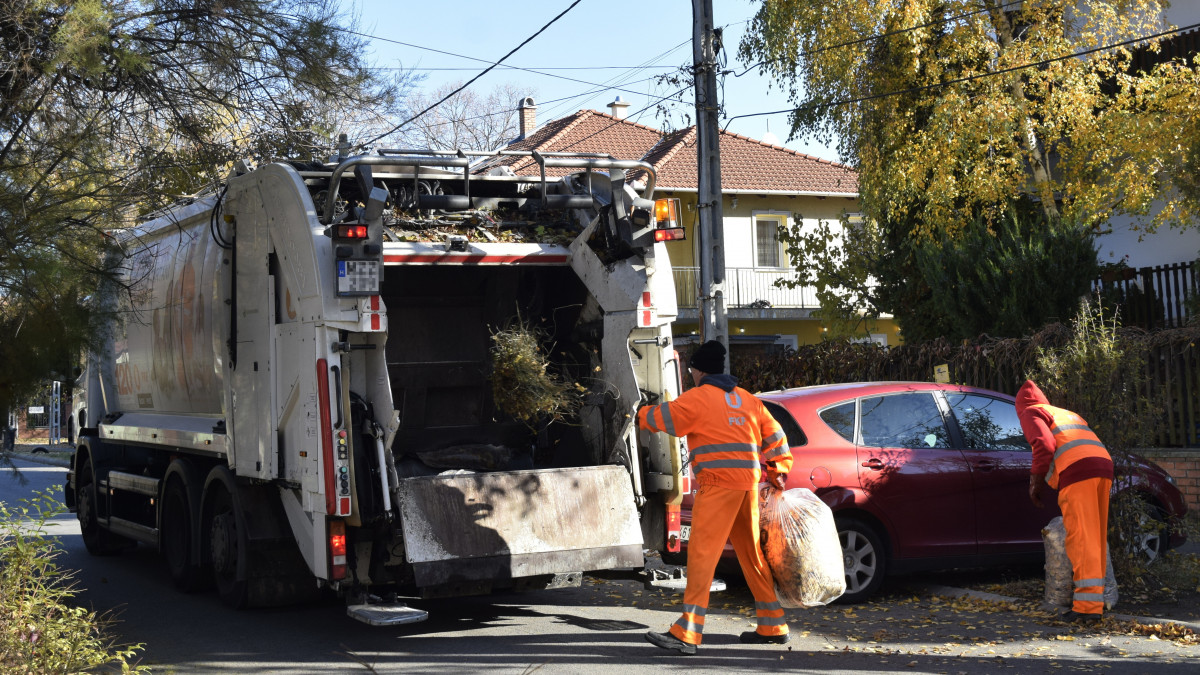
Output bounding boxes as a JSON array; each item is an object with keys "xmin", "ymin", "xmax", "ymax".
[
  {"xmin": 317, "ymin": 359, "xmax": 336, "ymax": 515},
  {"xmin": 383, "ymin": 254, "xmax": 570, "ymax": 265}
]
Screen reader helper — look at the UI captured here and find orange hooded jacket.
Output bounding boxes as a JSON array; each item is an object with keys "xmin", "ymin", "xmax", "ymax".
[{"xmin": 1015, "ymin": 380, "xmax": 1113, "ymax": 490}]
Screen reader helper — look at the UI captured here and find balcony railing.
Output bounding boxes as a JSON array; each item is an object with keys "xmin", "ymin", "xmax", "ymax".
[{"xmin": 673, "ymin": 267, "xmax": 817, "ymax": 309}]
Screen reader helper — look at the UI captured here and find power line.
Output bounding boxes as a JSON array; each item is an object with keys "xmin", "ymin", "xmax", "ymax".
[
  {"xmin": 536, "ymin": 37, "xmax": 692, "ymax": 122},
  {"xmin": 369, "ymin": 65, "xmax": 678, "ymax": 72},
  {"xmin": 359, "ymin": 0, "xmax": 586, "ymax": 148},
  {"xmin": 732, "ymin": 0, "xmax": 1026, "ymax": 79},
  {"xmin": 723, "ymin": 22, "xmax": 1200, "ymax": 126},
  {"xmin": 338, "ymin": 22, "xmax": 668, "ymax": 102}
]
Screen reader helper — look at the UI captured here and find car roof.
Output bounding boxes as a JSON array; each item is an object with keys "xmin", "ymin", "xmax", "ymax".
[{"xmin": 757, "ymin": 381, "xmax": 1015, "ymax": 408}]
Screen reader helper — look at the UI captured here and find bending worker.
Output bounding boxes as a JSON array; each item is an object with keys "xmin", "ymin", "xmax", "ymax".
[
  {"xmin": 637, "ymin": 340, "xmax": 793, "ymax": 655},
  {"xmin": 1015, "ymin": 379, "xmax": 1113, "ymax": 623}
]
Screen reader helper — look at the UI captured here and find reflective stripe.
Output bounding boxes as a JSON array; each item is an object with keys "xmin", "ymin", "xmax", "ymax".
[
  {"xmin": 693, "ymin": 459, "xmax": 762, "ymax": 472},
  {"xmin": 682, "ymin": 604, "xmax": 706, "ymax": 617},
  {"xmin": 660, "ymin": 402, "xmax": 677, "ymax": 436},
  {"xmin": 1073, "ymin": 591, "xmax": 1105, "ymax": 601},
  {"xmin": 762, "ymin": 446, "xmax": 789, "ymax": 461},
  {"xmin": 755, "ymin": 600, "xmax": 782, "ymax": 612},
  {"xmin": 643, "ymin": 405, "xmax": 662, "ymax": 433},
  {"xmin": 761, "ymin": 430, "xmax": 784, "ymax": 448},
  {"xmin": 1050, "ymin": 423, "xmax": 1090, "ymax": 434},
  {"xmin": 692, "ymin": 442, "xmax": 759, "ymax": 457},
  {"xmin": 674, "ymin": 614, "xmax": 705, "ymax": 634},
  {"xmin": 1074, "ymin": 578, "xmax": 1105, "ymax": 588},
  {"xmin": 756, "ymin": 616, "xmax": 788, "ymax": 626},
  {"xmin": 1053, "ymin": 438, "xmax": 1107, "ymax": 460}
]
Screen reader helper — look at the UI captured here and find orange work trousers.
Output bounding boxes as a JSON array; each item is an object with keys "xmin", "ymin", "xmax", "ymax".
[
  {"xmin": 670, "ymin": 483, "xmax": 788, "ymax": 645},
  {"xmin": 1058, "ymin": 477, "xmax": 1112, "ymax": 615}
]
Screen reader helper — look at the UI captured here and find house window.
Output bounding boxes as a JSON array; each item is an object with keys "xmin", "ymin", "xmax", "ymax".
[{"xmin": 754, "ymin": 214, "xmax": 785, "ymax": 268}]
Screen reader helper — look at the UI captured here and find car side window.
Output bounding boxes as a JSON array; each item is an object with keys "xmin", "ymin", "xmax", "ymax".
[
  {"xmin": 763, "ymin": 401, "xmax": 807, "ymax": 447},
  {"xmin": 946, "ymin": 393, "xmax": 1031, "ymax": 452},
  {"xmin": 859, "ymin": 393, "xmax": 950, "ymax": 449},
  {"xmin": 819, "ymin": 401, "xmax": 856, "ymax": 442}
]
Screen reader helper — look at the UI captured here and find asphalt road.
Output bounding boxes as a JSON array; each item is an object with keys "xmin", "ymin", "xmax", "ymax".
[{"xmin": 2, "ymin": 455, "xmax": 1196, "ymax": 674}]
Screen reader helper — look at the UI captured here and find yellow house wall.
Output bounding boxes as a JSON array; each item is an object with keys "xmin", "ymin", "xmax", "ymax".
[{"xmin": 659, "ymin": 191, "xmax": 902, "ymax": 346}]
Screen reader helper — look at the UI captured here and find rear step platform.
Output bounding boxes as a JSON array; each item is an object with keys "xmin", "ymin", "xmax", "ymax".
[{"xmin": 347, "ymin": 602, "xmax": 429, "ymax": 626}]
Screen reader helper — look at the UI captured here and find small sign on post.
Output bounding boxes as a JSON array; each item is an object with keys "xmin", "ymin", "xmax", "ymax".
[{"xmin": 933, "ymin": 364, "xmax": 950, "ymax": 384}]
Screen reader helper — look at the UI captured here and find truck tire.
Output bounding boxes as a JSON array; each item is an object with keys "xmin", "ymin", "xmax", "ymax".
[
  {"xmin": 204, "ymin": 472, "xmax": 249, "ymax": 609},
  {"xmin": 76, "ymin": 455, "xmax": 131, "ymax": 556},
  {"xmin": 162, "ymin": 476, "xmax": 207, "ymax": 592}
]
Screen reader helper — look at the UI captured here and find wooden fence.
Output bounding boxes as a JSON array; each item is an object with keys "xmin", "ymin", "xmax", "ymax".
[{"xmin": 1092, "ymin": 260, "xmax": 1198, "ymax": 331}]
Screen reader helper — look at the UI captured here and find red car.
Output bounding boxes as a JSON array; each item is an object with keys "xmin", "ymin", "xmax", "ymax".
[{"xmin": 673, "ymin": 382, "xmax": 1188, "ymax": 603}]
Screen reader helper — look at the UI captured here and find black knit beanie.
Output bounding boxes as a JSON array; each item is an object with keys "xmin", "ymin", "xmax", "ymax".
[{"xmin": 689, "ymin": 340, "xmax": 726, "ymax": 374}]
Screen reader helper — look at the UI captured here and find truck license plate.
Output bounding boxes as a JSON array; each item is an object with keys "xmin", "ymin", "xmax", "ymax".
[
  {"xmin": 679, "ymin": 525, "xmax": 690, "ymax": 541},
  {"xmin": 338, "ymin": 260, "xmax": 380, "ymax": 295}
]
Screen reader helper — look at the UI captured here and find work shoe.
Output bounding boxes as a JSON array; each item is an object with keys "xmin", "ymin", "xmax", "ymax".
[
  {"xmin": 1062, "ymin": 610, "xmax": 1102, "ymax": 624},
  {"xmin": 739, "ymin": 631, "xmax": 791, "ymax": 645},
  {"xmin": 645, "ymin": 630, "xmax": 697, "ymax": 655}
]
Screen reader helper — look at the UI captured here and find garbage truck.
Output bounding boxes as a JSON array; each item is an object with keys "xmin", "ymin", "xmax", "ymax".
[{"xmin": 65, "ymin": 145, "xmax": 691, "ymax": 625}]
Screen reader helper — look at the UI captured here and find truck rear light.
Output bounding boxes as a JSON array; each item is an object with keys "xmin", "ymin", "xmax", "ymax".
[
  {"xmin": 665, "ymin": 503, "xmax": 682, "ymax": 553},
  {"xmin": 653, "ymin": 227, "xmax": 686, "ymax": 242},
  {"xmin": 317, "ymin": 359, "xmax": 337, "ymax": 515},
  {"xmin": 334, "ymin": 224, "xmax": 369, "ymax": 240},
  {"xmin": 329, "ymin": 519, "xmax": 348, "ymax": 580}
]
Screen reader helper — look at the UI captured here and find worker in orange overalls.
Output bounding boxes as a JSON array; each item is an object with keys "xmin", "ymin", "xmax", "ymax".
[
  {"xmin": 1016, "ymin": 379, "xmax": 1114, "ymax": 623},
  {"xmin": 638, "ymin": 340, "xmax": 793, "ymax": 654}
]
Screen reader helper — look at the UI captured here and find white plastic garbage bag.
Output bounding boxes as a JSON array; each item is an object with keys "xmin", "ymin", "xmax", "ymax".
[
  {"xmin": 759, "ymin": 486, "xmax": 846, "ymax": 608},
  {"xmin": 1041, "ymin": 516, "xmax": 1118, "ymax": 610}
]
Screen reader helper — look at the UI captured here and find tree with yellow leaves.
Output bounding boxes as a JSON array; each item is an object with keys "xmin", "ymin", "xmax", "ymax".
[{"xmin": 741, "ymin": 0, "xmax": 1200, "ymax": 340}]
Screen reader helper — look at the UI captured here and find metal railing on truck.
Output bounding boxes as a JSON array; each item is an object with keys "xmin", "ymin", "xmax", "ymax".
[{"xmin": 318, "ymin": 148, "xmax": 658, "ymax": 225}]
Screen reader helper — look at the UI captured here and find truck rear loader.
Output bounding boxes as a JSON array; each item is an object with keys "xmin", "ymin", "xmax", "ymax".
[{"xmin": 66, "ymin": 146, "xmax": 691, "ymax": 625}]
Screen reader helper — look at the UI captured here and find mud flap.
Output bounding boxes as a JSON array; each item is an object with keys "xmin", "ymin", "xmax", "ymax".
[{"xmin": 396, "ymin": 465, "xmax": 644, "ymax": 587}]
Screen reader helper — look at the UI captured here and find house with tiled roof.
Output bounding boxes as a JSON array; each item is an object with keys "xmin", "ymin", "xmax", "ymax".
[{"xmin": 487, "ymin": 97, "xmax": 898, "ymax": 350}]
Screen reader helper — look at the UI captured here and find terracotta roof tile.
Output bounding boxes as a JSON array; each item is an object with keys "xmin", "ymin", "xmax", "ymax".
[{"xmin": 478, "ymin": 109, "xmax": 858, "ymax": 196}]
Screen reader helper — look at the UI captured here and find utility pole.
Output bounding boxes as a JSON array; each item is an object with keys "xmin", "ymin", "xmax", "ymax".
[{"xmin": 692, "ymin": 0, "xmax": 728, "ymax": 367}]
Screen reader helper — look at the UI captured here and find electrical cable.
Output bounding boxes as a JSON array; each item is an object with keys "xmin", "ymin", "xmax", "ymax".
[
  {"xmin": 723, "ymin": 21, "xmax": 1200, "ymax": 127},
  {"xmin": 359, "ymin": 0, "xmax": 585, "ymax": 148}
]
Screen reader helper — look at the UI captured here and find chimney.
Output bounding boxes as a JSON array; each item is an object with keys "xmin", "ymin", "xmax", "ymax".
[
  {"xmin": 607, "ymin": 96, "xmax": 630, "ymax": 120},
  {"xmin": 518, "ymin": 96, "xmax": 537, "ymax": 139}
]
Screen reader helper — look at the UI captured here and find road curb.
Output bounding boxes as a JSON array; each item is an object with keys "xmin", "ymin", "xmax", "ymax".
[
  {"xmin": 919, "ymin": 583, "xmax": 1200, "ymax": 632},
  {"xmin": 1, "ymin": 451, "xmax": 71, "ymax": 469}
]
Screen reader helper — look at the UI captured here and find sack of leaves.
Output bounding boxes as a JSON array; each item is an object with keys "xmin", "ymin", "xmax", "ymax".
[
  {"xmin": 1041, "ymin": 516, "xmax": 1118, "ymax": 610},
  {"xmin": 759, "ymin": 486, "xmax": 845, "ymax": 608}
]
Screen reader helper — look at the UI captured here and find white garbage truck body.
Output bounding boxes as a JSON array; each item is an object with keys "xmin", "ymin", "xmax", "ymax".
[{"xmin": 66, "ymin": 149, "xmax": 690, "ymax": 623}]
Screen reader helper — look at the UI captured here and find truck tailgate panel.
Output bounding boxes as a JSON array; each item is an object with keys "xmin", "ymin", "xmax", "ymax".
[{"xmin": 397, "ymin": 465, "xmax": 644, "ymax": 585}]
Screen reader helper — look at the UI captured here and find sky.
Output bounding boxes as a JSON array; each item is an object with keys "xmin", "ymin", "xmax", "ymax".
[{"xmin": 340, "ymin": 0, "xmax": 841, "ymax": 160}]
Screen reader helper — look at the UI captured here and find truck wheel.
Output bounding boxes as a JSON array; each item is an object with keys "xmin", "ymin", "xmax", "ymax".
[
  {"xmin": 76, "ymin": 456, "xmax": 129, "ymax": 556},
  {"xmin": 206, "ymin": 480, "xmax": 249, "ymax": 608},
  {"xmin": 162, "ymin": 477, "xmax": 206, "ymax": 592}
]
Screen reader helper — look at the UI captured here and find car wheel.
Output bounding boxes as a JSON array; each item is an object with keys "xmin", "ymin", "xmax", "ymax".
[
  {"xmin": 835, "ymin": 517, "xmax": 887, "ymax": 603},
  {"xmin": 1119, "ymin": 497, "xmax": 1168, "ymax": 564}
]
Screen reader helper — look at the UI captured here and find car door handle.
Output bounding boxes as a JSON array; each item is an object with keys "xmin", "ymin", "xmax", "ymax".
[
  {"xmin": 861, "ymin": 458, "xmax": 883, "ymax": 471},
  {"xmin": 974, "ymin": 460, "xmax": 996, "ymax": 471}
]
